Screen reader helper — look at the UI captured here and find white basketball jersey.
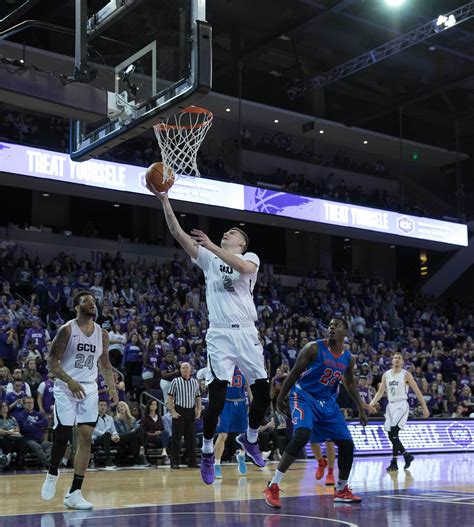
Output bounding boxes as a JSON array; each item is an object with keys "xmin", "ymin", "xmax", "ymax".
[
  {"xmin": 386, "ymin": 369, "xmax": 408, "ymax": 403},
  {"xmin": 192, "ymin": 246, "xmax": 259, "ymax": 324},
  {"xmin": 60, "ymin": 320, "xmax": 103, "ymax": 383}
]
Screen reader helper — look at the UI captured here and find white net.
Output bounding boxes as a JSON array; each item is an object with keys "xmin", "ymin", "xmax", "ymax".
[{"xmin": 153, "ymin": 106, "xmax": 213, "ymax": 181}]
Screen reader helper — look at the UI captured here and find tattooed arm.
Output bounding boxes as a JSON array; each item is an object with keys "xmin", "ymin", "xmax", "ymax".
[
  {"xmin": 47, "ymin": 324, "xmax": 86, "ymax": 399},
  {"xmin": 99, "ymin": 329, "xmax": 118, "ymax": 405}
]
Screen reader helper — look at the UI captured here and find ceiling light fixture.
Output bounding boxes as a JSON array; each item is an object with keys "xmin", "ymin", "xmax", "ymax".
[
  {"xmin": 239, "ymin": 223, "xmax": 245, "ymax": 226},
  {"xmin": 319, "ymin": 130, "xmax": 324, "ymax": 134},
  {"xmin": 225, "ymin": 108, "xmax": 231, "ymax": 112},
  {"xmin": 274, "ymin": 119, "xmax": 279, "ymax": 124},
  {"xmin": 294, "ymin": 230, "xmax": 300, "ymax": 234},
  {"xmin": 113, "ymin": 203, "xmax": 120, "ymax": 208},
  {"xmin": 42, "ymin": 193, "xmax": 50, "ymax": 197},
  {"xmin": 385, "ymin": 0, "xmax": 405, "ymax": 7},
  {"xmin": 363, "ymin": 140, "xmax": 368, "ymax": 144}
]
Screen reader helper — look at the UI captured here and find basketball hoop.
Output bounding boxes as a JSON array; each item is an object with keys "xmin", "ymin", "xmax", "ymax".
[{"xmin": 153, "ymin": 106, "xmax": 213, "ymax": 180}]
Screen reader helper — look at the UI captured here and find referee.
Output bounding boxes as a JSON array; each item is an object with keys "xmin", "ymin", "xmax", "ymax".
[{"xmin": 167, "ymin": 362, "xmax": 202, "ymax": 469}]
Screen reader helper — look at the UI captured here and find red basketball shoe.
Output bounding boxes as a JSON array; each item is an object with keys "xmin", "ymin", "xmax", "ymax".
[
  {"xmin": 315, "ymin": 457, "xmax": 327, "ymax": 480},
  {"xmin": 263, "ymin": 483, "xmax": 282, "ymax": 509},
  {"xmin": 334, "ymin": 485, "xmax": 362, "ymax": 503}
]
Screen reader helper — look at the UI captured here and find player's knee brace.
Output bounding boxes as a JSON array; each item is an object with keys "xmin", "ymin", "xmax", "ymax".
[
  {"xmin": 248, "ymin": 378, "xmax": 271, "ymax": 429},
  {"xmin": 53, "ymin": 424, "xmax": 73, "ymax": 445},
  {"xmin": 249, "ymin": 379, "xmax": 271, "ymax": 410},
  {"xmin": 388, "ymin": 426, "xmax": 399, "ymax": 441},
  {"xmin": 285, "ymin": 427, "xmax": 311, "ymax": 458},
  {"xmin": 206, "ymin": 379, "xmax": 229, "ymax": 415}
]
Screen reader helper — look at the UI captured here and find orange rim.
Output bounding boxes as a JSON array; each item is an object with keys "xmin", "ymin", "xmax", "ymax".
[{"xmin": 154, "ymin": 106, "xmax": 213, "ymax": 131}]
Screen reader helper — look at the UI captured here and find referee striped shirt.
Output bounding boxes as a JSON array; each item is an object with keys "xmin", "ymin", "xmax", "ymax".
[{"xmin": 168, "ymin": 376, "xmax": 200, "ymax": 408}]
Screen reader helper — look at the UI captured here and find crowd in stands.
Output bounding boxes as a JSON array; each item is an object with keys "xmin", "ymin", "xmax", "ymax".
[
  {"xmin": 0, "ymin": 239, "xmax": 473, "ymax": 470},
  {"xmin": 1, "ymin": 105, "xmax": 436, "ymax": 219},
  {"xmin": 240, "ymin": 129, "xmax": 431, "ymax": 217}
]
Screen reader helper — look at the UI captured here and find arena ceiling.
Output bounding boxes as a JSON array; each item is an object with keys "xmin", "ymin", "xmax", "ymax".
[{"xmin": 2, "ymin": 0, "xmax": 474, "ymax": 153}]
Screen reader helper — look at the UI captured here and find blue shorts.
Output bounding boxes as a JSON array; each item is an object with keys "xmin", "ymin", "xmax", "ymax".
[
  {"xmin": 216, "ymin": 399, "xmax": 248, "ymax": 434},
  {"xmin": 290, "ymin": 388, "xmax": 352, "ymax": 443}
]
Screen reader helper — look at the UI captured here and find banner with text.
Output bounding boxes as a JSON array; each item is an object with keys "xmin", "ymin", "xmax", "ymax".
[
  {"xmin": 0, "ymin": 142, "xmax": 468, "ymax": 246},
  {"xmin": 306, "ymin": 419, "xmax": 474, "ymax": 456}
]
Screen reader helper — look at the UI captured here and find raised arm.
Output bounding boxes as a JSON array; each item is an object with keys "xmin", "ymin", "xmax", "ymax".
[
  {"xmin": 190, "ymin": 229, "xmax": 257, "ymax": 274},
  {"xmin": 369, "ymin": 373, "xmax": 387, "ymax": 407},
  {"xmin": 406, "ymin": 372, "xmax": 430, "ymax": 418},
  {"xmin": 98, "ymin": 329, "xmax": 118, "ymax": 405},
  {"xmin": 343, "ymin": 356, "xmax": 368, "ymax": 425},
  {"xmin": 146, "ymin": 187, "xmax": 198, "ymax": 259},
  {"xmin": 276, "ymin": 342, "xmax": 318, "ymax": 412},
  {"xmin": 47, "ymin": 324, "xmax": 85, "ymax": 399}
]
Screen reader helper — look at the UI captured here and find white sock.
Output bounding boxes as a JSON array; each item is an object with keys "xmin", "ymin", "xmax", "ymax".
[
  {"xmin": 270, "ymin": 469, "xmax": 284, "ymax": 486},
  {"xmin": 237, "ymin": 450, "xmax": 244, "ymax": 457},
  {"xmin": 336, "ymin": 479, "xmax": 348, "ymax": 491},
  {"xmin": 202, "ymin": 438, "xmax": 214, "ymax": 454},
  {"xmin": 215, "ymin": 458, "xmax": 221, "ymax": 465},
  {"xmin": 246, "ymin": 426, "xmax": 259, "ymax": 443}
]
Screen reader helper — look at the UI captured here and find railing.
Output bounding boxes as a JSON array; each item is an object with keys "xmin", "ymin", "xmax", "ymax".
[{"xmin": 139, "ymin": 390, "xmax": 166, "ymax": 416}]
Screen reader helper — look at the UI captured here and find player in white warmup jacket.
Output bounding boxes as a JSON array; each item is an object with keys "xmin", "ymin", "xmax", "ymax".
[
  {"xmin": 41, "ymin": 292, "xmax": 118, "ymax": 510},
  {"xmin": 369, "ymin": 350, "xmax": 429, "ymax": 472},
  {"xmin": 147, "ymin": 183, "xmax": 270, "ymax": 485}
]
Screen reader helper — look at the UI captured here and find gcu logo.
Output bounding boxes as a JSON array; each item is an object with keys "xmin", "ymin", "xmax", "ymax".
[
  {"xmin": 397, "ymin": 216, "xmax": 415, "ymax": 234},
  {"xmin": 77, "ymin": 343, "xmax": 96, "ymax": 353},
  {"xmin": 220, "ymin": 264, "xmax": 233, "ymax": 274}
]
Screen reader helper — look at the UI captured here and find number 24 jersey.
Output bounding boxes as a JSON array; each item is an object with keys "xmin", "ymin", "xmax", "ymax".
[{"xmin": 60, "ymin": 320, "xmax": 103, "ymax": 383}]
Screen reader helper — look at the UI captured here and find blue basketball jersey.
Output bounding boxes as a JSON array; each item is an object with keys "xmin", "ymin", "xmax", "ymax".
[
  {"xmin": 226, "ymin": 366, "xmax": 246, "ymax": 400},
  {"xmin": 295, "ymin": 339, "xmax": 352, "ymax": 400}
]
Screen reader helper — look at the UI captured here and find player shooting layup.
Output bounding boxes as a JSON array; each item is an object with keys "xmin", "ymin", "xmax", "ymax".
[
  {"xmin": 41, "ymin": 292, "xmax": 118, "ymax": 509},
  {"xmin": 147, "ymin": 185, "xmax": 270, "ymax": 484}
]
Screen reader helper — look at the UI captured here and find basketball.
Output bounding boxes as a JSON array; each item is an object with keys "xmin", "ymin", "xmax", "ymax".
[{"xmin": 145, "ymin": 162, "xmax": 175, "ymax": 193}]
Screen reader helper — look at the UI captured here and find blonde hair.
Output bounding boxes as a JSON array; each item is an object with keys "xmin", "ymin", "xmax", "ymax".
[{"xmin": 116, "ymin": 401, "xmax": 135, "ymax": 429}]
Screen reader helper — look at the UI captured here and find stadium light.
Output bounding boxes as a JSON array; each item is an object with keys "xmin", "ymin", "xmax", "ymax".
[{"xmin": 385, "ymin": 0, "xmax": 406, "ymax": 6}]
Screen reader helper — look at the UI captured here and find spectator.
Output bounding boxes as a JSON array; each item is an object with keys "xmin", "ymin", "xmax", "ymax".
[
  {"xmin": 160, "ymin": 351, "xmax": 180, "ymax": 397},
  {"xmin": 92, "ymin": 400, "xmax": 120, "ymax": 468},
  {"xmin": 141, "ymin": 399, "xmax": 170, "ymax": 461},
  {"xmin": 122, "ymin": 333, "xmax": 143, "ymax": 395},
  {"xmin": 0, "ymin": 401, "xmax": 26, "ymax": 469},
  {"xmin": 0, "ymin": 366, "xmax": 11, "ymax": 402},
  {"xmin": 451, "ymin": 404, "xmax": 467, "ymax": 418},
  {"xmin": 6, "ymin": 368, "xmax": 32, "ymax": 397},
  {"xmin": 5, "ymin": 380, "xmax": 27, "ymax": 419},
  {"xmin": 108, "ymin": 322, "xmax": 126, "ymax": 368},
  {"xmin": 167, "ymin": 362, "xmax": 201, "ymax": 469},
  {"xmin": 37, "ymin": 373, "xmax": 55, "ymax": 421},
  {"xmin": 113, "ymin": 401, "xmax": 148, "ymax": 466},
  {"xmin": 0, "ymin": 325, "xmax": 18, "ymax": 372},
  {"xmin": 142, "ymin": 332, "xmax": 162, "ymax": 392},
  {"xmin": 17, "ymin": 396, "xmax": 51, "ymax": 468},
  {"xmin": 22, "ymin": 359, "xmax": 43, "ymax": 400}
]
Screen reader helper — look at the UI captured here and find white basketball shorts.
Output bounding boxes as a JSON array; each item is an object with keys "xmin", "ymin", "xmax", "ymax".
[
  {"xmin": 384, "ymin": 400, "xmax": 409, "ymax": 431},
  {"xmin": 53, "ymin": 380, "xmax": 99, "ymax": 428},
  {"xmin": 205, "ymin": 323, "xmax": 267, "ymax": 385}
]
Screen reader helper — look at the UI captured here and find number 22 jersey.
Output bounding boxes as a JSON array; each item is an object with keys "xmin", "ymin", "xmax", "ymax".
[{"xmin": 294, "ymin": 339, "xmax": 352, "ymax": 400}]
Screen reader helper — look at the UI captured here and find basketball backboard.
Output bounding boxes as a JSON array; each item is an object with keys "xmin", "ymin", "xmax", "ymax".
[{"xmin": 70, "ymin": 0, "xmax": 211, "ymax": 161}]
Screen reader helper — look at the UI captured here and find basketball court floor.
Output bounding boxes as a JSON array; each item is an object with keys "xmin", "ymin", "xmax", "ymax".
[{"xmin": 2, "ymin": 453, "xmax": 473, "ymax": 526}]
